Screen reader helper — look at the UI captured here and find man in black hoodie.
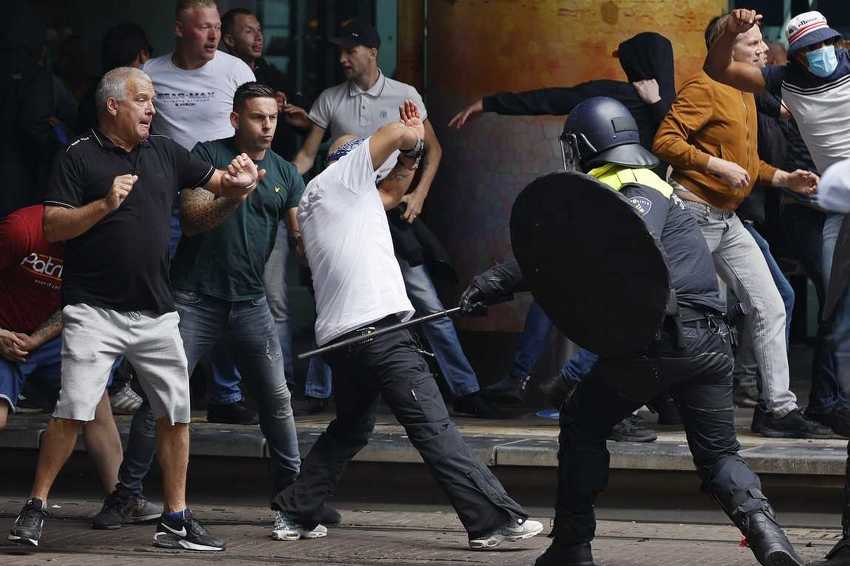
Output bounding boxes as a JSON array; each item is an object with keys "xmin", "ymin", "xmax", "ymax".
[{"xmin": 449, "ymin": 32, "xmax": 676, "ymax": 440}]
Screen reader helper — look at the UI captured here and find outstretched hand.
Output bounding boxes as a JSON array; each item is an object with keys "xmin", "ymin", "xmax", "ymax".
[
  {"xmin": 448, "ymin": 99, "xmax": 484, "ymax": 129},
  {"xmin": 785, "ymin": 169, "xmax": 819, "ymax": 195}
]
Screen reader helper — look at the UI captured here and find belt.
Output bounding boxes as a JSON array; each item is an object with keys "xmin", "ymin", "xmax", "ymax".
[{"xmin": 679, "ymin": 198, "xmax": 736, "ymax": 220}]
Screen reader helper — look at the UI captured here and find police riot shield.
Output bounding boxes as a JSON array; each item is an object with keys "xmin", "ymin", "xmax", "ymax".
[{"xmin": 510, "ymin": 171, "xmax": 670, "ymax": 357}]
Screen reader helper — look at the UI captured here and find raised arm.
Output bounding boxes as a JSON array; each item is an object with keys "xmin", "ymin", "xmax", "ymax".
[
  {"xmin": 369, "ymin": 100, "xmax": 425, "ymax": 173},
  {"xmin": 399, "ymin": 119, "xmax": 442, "ymax": 222},
  {"xmin": 704, "ymin": 9, "xmax": 767, "ymax": 92},
  {"xmin": 293, "ymin": 123, "xmax": 326, "ymax": 175},
  {"xmin": 377, "ymin": 155, "xmax": 419, "ymax": 211}
]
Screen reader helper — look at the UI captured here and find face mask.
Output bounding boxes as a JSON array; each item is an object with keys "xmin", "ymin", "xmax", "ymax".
[{"xmin": 806, "ymin": 45, "xmax": 838, "ymax": 78}]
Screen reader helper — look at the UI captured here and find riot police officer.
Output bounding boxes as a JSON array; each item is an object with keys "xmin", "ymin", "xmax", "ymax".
[{"xmin": 461, "ymin": 97, "xmax": 802, "ymax": 566}]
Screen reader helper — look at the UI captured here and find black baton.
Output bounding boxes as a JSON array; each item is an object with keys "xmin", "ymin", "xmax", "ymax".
[{"xmin": 297, "ymin": 307, "xmax": 463, "ymax": 360}]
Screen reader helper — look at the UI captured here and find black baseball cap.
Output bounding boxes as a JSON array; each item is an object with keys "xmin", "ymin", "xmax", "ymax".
[{"xmin": 329, "ymin": 19, "xmax": 380, "ymax": 49}]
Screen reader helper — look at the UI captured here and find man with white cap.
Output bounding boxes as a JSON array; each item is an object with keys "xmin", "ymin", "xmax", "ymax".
[{"xmin": 706, "ymin": 9, "xmax": 850, "ymax": 565}]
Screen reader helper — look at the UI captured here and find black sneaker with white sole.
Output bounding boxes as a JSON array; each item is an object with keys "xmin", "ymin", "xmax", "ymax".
[
  {"xmin": 93, "ymin": 488, "xmax": 162, "ymax": 530},
  {"xmin": 8, "ymin": 497, "xmax": 48, "ymax": 547},
  {"xmin": 152, "ymin": 509, "xmax": 225, "ymax": 551}
]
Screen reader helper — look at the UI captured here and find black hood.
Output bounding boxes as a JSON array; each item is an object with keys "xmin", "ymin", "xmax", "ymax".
[{"xmin": 617, "ymin": 32, "xmax": 676, "ymax": 113}]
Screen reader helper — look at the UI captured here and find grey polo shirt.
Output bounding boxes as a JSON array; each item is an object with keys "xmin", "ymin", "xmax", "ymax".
[{"xmin": 307, "ymin": 71, "xmax": 427, "ymax": 140}]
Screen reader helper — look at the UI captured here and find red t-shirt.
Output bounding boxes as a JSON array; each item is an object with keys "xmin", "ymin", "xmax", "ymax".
[{"xmin": 0, "ymin": 205, "xmax": 64, "ymax": 334}]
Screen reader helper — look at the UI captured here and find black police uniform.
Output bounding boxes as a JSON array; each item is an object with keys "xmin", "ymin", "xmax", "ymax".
[{"xmin": 464, "ymin": 97, "xmax": 802, "ymax": 566}]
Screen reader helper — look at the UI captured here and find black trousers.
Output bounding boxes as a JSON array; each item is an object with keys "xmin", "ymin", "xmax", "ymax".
[
  {"xmin": 554, "ymin": 316, "xmax": 767, "ymax": 544},
  {"xmin": 272, "ymin": 325, "xmax": 527, "ymax": 538}
]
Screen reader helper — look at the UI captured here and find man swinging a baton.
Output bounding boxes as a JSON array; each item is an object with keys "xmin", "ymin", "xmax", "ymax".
[{"xmin": 270, "ymin": 100, "xmax": 543, "ymax": 549}]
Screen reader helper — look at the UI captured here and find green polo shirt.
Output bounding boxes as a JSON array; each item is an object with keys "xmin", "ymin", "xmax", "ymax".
[{"xmin": 170, "ymin": 137, "xmax": 305, "ymax": 301}]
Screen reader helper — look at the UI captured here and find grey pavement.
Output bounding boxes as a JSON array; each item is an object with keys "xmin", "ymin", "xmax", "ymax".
[
  {"xmin": 4, "ymin": 405, "xmax": 849, "ymax": 477},
  {"xmin": 0, "ymin": 498, "xmax": 840, "ymax": 565}
]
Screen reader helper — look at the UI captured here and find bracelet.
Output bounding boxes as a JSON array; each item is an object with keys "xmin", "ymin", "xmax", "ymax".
[{"xmin": 401, "ymin": 137, "xmax": 424, "ymax": 159}]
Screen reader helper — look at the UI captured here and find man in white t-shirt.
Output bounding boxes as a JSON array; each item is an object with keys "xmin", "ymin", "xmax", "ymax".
[
  {"xmin": 293, "ymin": 20, "xmax": 498, "ymax": 418},
  {"xmin": 140, "ymin": 0, "xmax": 257, "ymax": 426},
  {"xmin": 143, "ymin": 0, "xmax": 255, "ymax": 152},
  {"xmin": 271, "ymin": 101, "xmax": 542, "ymax": 549}
]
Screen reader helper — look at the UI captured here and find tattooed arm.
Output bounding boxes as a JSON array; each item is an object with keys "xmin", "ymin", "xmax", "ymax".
[
  {"xmin": 180, "ymin": 187, "xmax": 246, "ymax": 237},
  {"xmin": 399, "ymin": 119, "xmax": 441, "ymax": 222},
  {"xmin": 9, "ymin": 309, "xmax": 64, "ymax": 359},
  {"xmin": 378, "ymin": 155, "xmax": 419, "ymax": 211}
]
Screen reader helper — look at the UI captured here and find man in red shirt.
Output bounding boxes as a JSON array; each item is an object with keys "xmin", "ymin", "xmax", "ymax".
[{"xmin": 0, "ymin": 206, "xmax": 133, "ymax": 499}]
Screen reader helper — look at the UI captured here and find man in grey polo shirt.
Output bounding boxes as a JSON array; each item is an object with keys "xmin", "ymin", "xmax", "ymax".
[{"xmin": 292, "ymin": 20, "xmax": 498, "ymax": 418}]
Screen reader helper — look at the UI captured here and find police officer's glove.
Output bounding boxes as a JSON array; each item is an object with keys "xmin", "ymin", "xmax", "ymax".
[
  {"xmin": 459, "ymin": 283, "xmax": 489, "ymax": 315},
  {"xmin": 459, "ymin": 260, "xmax": 522, "ymax": 315}
]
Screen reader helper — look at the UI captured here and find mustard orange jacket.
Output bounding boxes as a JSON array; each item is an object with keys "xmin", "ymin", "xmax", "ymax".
[{"xmin": 652, "ymin": 71, "xmax": 777, "ymax": 210}]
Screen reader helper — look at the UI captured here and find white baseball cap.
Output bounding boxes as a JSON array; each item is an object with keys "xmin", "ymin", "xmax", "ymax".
[{"xmin": 785, "ymin": 11, "xmax": 841, "ymax": 54}]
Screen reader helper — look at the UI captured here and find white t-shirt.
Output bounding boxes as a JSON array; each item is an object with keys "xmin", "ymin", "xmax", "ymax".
[
  {"xmin": 143, "ymin": 51, "xmax": 255, "ymax": 150},
  {"xmin": 763, "ymin": 50, "xmax": 850, "ymax": 174},
  {"xmin": 308, "ymin": 71, "xmax": 427, "ymax": 141},
  {"xmin": 298, "ymin": 139, "xmax": 413, "ymax": 346}
]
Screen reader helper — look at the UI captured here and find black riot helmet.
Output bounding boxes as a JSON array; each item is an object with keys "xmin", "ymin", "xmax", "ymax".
[{"xmin": 559, "ymin": 96, "xmax": 659, "ymax": 172}]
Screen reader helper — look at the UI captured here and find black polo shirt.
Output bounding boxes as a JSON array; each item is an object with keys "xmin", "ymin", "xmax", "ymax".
[{"xmin": 44, "ymin": 129, "xmax": 214, "ymax": 313}]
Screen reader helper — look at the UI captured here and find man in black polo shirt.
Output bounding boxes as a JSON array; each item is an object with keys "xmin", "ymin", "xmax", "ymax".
[
  {"xmin": 108, "ymin": 82, "xmax": 318, "ymax": 540},
  {"xmin": 8, "ymin": 66, "xmax": 261, "ymax": 552}
]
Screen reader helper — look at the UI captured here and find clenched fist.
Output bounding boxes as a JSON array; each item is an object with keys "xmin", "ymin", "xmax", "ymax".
[{"xmin": 105, "ymin": 174, "xmax": 138, "ymax": 211}]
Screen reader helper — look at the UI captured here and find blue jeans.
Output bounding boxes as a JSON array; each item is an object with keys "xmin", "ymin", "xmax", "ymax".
[
  {"xmin": 397, "ymin": 258, "xmax": 480, "ymax": 397},
  {"xmin": 304, "ymin": 355, "xmax": 333, "ymax": 399},
  {"xmin": 118, "ymin": 292, "xmax": 301, "ymax": 499},
  {"xmin": 509, "ymin": 301, "xmax": 553, "ymax": 380},
  {"xmin": 209, "ymin": 226, "xmax": 296, "ymax": 402},
  {"xmin": 509, "ymin": 301, "xmax": 599, "ymax": 385},
  {"xmin": 780, "ymin": 205, "xmax": 837, "ymax": 414},
  {"xmin": 819, "ymin": 213, "xmax": 850, "ymax": 413},
  {"xmin": 170, "ymin": 207, "xmax": 244, "ymax": 406}
]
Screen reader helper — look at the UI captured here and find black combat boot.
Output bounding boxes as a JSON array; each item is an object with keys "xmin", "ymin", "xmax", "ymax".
[
  {"xmin": 736, "ymin": 507, "xmax": 803, "ymax": 566},
  {"xmin": 716, "ymin": 485, "xmax": 803, "ymax": 566},
  {"xmin": 538, "ymin": 374, "xmax": 577, "ymax": 408},
  {"xmin": 811, "ymin": 479, "xmax": 850, "ymax": 566},
  {"xmin": 812, "ymin": 536, "xmax": 850, "ymax": 566},
  {"xmin": 534, "ymin": 541, "xmax": 598, "ymax": 566}
]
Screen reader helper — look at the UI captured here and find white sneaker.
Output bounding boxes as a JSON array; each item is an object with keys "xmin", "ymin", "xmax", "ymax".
[
  {"xmin": 110, "ymin": 382, "xmax": 143, "ymax": 415},
  {"xmin": 271, "ymin": 510, "xmax": 328, "ymax": 541},
  {"xmin": 468, "ymin": 518, "xmax": 544, "ymax": 550}
]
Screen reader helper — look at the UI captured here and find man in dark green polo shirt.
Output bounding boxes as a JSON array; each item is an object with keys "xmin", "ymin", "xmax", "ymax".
[{"xmin": 111, "ymin": 82, "xmax": 322, "ymax": 539}]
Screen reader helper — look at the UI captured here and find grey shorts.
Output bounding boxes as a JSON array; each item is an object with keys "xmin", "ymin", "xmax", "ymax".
[{"xmin": 53, "ymin": 303, "xmax": 191, "ymax": 424}]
